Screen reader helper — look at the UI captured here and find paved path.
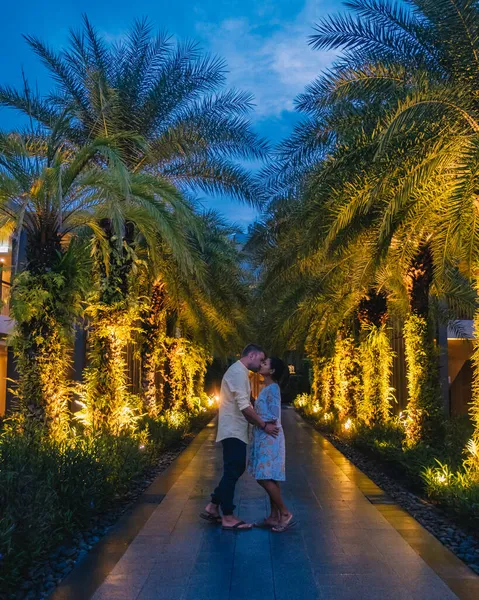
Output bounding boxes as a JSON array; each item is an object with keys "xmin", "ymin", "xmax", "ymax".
[{"xmin": 86, "ymin": 408, "xmax": 479, "ymax": 600}]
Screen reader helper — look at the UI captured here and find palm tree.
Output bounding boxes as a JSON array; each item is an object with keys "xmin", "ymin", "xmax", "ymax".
[
  {"xmin": 298, "ymin": 0, "xmax": 479, "ymax": 444},
  {"xmin": 0, "ymin": 117, "xmax": 200, "ymax": 436},
  {"xmin": 137, "ymin": 210, "xmax": 250, "ymax": 417},
  {"xmin": 0, "ymin": 127, "xmax": 125, "ymax": 437},
  {"xmin": 0, "ymin": 16, "xmax": 268, "ymax": 202},
  {"xmin": 0, "ymin": 17, "xmax": 269, "ymax": 418}
]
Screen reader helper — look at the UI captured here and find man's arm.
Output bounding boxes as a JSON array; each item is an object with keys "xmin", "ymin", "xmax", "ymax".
[
  {"xmin": 241, "ymin": 406, "xmax": 280, "ymax": 438},
  {"xmin": 228, "ymin": 368, "xmax": 280, "ymax": 437}
]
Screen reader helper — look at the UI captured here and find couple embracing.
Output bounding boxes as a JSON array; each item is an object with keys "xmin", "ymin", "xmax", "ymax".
[{"xmin": 201, "ymin": 344, "xmax": 295, "ymax": 533}]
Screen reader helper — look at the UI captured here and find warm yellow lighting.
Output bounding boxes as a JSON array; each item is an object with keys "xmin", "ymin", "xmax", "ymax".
[
  {"xmin": 344, "ymin": 418, "xmax": 352, "ymax": 431},
  {"xmin": 294, "ymin": 393, "xmax": 310, "ymax": 408},
  {"xmin": 436, "ymin": 473, "xmax": 447, "ymax": 485},
  {"xmin": 215, "ymin": 394, "xmax": 220, "ymax": 402},
  {"xmin": 207, "ymin": 397, "xmax": 214, "ymax": 407},
  {"xmin": 139, "ymin": 444, "xmax": 145, "ymax": 450},
  {"xmin": 313, "ymin": 405, "xmax": 320, "ymax": 413},
  {"xmin": 323, "ymin": 412, "xmax": 332, "ymax": 421}
]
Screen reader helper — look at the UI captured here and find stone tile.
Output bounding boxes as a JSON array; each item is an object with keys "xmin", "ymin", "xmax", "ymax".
[
  {"xmin": 183, "ymin": 583, "xmax": 228, "ymax": 600},
  {"xmin": 443, "ymin": 578, "xmax": 479, "ymax": 600},
  {"xmin": 406, "ymin": 579, "xmax": 459, "ymax": 600},
  {"xmin": 93, "ymin": 587, "xmax": 142, "ymax": 600},
  {"xmin": 91, "ymin": 576, "xmax": 145, "ymax": 600},
  {"xmin": 317, "ymin": 583, "xmax": 413, "ymax": 600},
  {"xmin": 136, "ymin": 584, "xmax": 187, "ymax": 600},
  {"xmin": 79, "ymin": 409, "xmax": 477, "ymax": 600}
]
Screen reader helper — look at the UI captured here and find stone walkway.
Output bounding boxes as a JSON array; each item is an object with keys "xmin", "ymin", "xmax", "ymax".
[{"xmin": 68, "ymin": 408, "xmax": 479, "ymax": 600}]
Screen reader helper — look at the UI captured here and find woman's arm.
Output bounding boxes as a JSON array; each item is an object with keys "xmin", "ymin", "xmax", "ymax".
[{"xmin": 266, "ymin": 385, "xmax": 281, "ymax": 421}]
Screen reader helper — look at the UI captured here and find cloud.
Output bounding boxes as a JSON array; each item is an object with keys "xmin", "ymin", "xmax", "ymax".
[
  {"xmin": 193, "ymin": 1, "xmax": 340, "ymax": 229},
  {"xmin": 196, "ymin": 1, "xmax": 336, "ymax": 121}
]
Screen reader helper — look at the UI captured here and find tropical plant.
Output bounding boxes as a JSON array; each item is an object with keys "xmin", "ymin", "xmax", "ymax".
[
  {"xmin": 0, "ymin": 127, "xmax": 131, "ymax": 438},
  {"xmin": 0, "ymin": 16, "xmax": 268, "ymax": 202},
  {"xmin": 0, "ymin": 116, "xmax": 200, "ymax": 436},
  {"xmin": 0, "ymin": 17, "xmax": 268, "ymax": 421},
  {"xmin": 258, "ymin": 0, "xmax": 479, "ymax": 444},
  {"xmin": 135, "ymin": 209, "xmax": 250, "ymax": 417}
]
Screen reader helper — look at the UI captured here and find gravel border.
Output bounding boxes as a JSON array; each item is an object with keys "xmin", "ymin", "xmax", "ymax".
[
  {"xmin": 9, "ymin": 418, "xmax": 211, "ymax": 600},
  {"xmin": 304, "ymin": 417, "xmax": 479, "ymax": 576}
]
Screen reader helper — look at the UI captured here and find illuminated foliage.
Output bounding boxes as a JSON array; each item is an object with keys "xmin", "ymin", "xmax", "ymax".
[
  {"xmin": 403, "ymin": 314, "xmax": 444, "ymax": 447},
  {"xmin": 10, "ymin": 267, "xmax": 80, "ymax": 440},
  {"xmin": 76, "ymin": 222, "xmax": 143, "ymax": 435},
  {"xmin": 140, "ymin": 280, "xmax": 168, "ymax": 417},
  {"xmin": 333, "ymin": 334, "xmax": 361, "ymax": 420},
  {"xmin": 164, "ymin": 338, "xmax": 211, "ymax": 413},
  {"xmin": 470, "ymin": 308, "xmax": 479, "ymax": 466},
  {"xmin": 357, "ymin": 325, "xmax": 394, "ymax": 427}
]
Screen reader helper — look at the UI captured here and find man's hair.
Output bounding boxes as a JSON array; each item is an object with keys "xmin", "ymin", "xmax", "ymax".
[{"xmin": 241, "ymin": 343, "xmax": 265, "ymax": 357}]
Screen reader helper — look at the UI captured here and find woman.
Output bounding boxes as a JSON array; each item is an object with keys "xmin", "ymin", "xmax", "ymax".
[{"xmin": 248, "ymin": 357, "xmax": 295, "ymax": 533}]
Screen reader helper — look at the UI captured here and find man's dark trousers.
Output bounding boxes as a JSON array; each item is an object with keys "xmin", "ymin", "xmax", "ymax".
[{"xmin": 211, "ymin": 437, "xmax": 247, "ymax": 515}]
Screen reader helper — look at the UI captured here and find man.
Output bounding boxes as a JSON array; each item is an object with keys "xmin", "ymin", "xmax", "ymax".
[{"xmin": 201, "ymin": 344, "xmax": 280, "ymax": 530}]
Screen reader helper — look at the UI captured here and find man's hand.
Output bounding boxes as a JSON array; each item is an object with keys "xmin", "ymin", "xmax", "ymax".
[{"xmin": 264, "ymin": 422, "xmax": 280, "ymax": 437}]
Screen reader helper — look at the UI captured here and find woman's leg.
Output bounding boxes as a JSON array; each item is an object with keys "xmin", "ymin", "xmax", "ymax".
[
  {"xmin": 269, "ymin": 496, "xmax": 280, "ymax": 521},
  {"xmin": 257, "ymin": 480, "xmax": 280, "ymax": 525},
  {"xmin": 258, "ymin": 480, "xmax": 292, "ymax": 524}
]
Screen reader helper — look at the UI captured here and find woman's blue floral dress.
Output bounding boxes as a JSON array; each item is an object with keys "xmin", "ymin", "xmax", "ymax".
[{"xmin": 248, "ymin": 383, "xmax": 285, "ymax": 481}]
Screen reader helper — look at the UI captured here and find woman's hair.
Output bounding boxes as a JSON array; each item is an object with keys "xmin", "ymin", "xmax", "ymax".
[{"xmin": 269, "ymin": 357, "xmax": 289, "ymax": 387}]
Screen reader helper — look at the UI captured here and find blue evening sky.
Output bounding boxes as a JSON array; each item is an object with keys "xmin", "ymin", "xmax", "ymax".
[{"xmin": 1, "ymin": 0, "xmax": 341, "ymax": 230}]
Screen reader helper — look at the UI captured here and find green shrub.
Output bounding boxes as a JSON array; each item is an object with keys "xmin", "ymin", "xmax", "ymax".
[
  {"xmin": 0, "ymin": 409, "xmax": 213, "ymax": 594},
  {"xmin": 0, "ymin": 433, "xmax": 112, "ymax": 588},
  {"xmin": 296, "ymin": 397, "xmax": 477, "ymax": 526},
  {"xmin": 422, "ymin": 460, "xmax": 479, "ymax": 529}
]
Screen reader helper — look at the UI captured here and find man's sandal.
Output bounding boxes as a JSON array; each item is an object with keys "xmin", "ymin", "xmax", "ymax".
[{"xmin": 200, "ymin": 511, "xmax": 222, "ymax": 524}]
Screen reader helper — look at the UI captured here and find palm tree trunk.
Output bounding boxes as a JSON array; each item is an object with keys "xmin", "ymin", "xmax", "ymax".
[
  {"xmin": 333, "ymin": 332, "xmax": 360, "ymax": 420},
  {"xmin": 403, "ymin": 244, "xmax": 443, "ymax": 446},
  {"xmin": 80, "ymin": 219, "xmax": 139, "ymax": 434},
  {"xmin": 141, "ymin": 280, "xmax": 167, "ymax": 417},
  {"xmin": 11, "ymin": 224, "xmax": 70, "ymax": 439},
  {"xmin": 357, "ymin": 289, "xmax": 393, "ymax": 426},
  {"xmin": 469, "ymin": 304, "xmax": 479, "ymax": 463}
]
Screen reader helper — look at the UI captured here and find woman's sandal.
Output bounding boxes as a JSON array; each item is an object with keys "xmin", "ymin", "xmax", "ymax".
[
  {"xmin": 199, "ymin": 511, "xmax": 222, "ymax": 524},
  {"xmin": 271, "ymin": 515, "xmax": 297, "ymax": 533},
  {"xmin": 254, "ymin": 519, "xmax": 279, "ymax": 529},
  {"xmin": 222, "ymin": 520, "xmax": 253, "ymax": 531}
]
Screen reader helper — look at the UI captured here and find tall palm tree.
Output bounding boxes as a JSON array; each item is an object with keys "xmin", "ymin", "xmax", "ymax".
[
  {"xmin": 250, "ymin": 1, "xmax": 479, "ymax": 447},
  {"xmin": 0, "ymin": 16, "xmax": 268, "ymax": 202},
  {"xmin": 0, "ymin": 18, "xmax": 269, "ymax": 419},
  {"xmin": 298, "ymin": 0, "xmax": 479, "ymax": 444},
  {"xmin": 0, "ymin": 120, "xmax": 197, "ymax": 436},
  {"xmin": 137, "ymin": 210, "xmax": 250, "ymax": 417}
]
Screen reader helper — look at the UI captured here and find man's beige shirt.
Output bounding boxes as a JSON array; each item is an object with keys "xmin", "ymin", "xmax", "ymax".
[{"xmin": 216, "ymin": 360, "xmax": 251, "ymax": 444}]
